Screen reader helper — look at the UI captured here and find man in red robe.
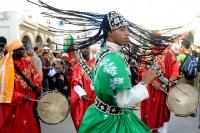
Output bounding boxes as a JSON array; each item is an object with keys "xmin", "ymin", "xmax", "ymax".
[
  {"xmin": 0, "ymin": 40, "xmax": 42, "ymax": 133},
  {"xmin": 70, "ymin": 47, "xmax": 96, "ymax": 131},
  {"xmin": 138, "ymin": 47, "xmax": 179, "ymax": 133}
]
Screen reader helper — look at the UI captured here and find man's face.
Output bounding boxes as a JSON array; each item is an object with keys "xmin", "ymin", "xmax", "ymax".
[
  {"xmin": 43, "ymin": 54, "xmax": 49, "ymax": 59},
  {"xmin": 80, "ymin": 48, "xmax": 90, "ymax": 58},
  {"xmin": 108, "ymin": 26, "xmax": 130, "ymax": 46}
]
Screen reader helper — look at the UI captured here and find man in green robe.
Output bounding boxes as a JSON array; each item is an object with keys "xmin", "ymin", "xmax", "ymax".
[{"xmin": 79, "ymin": 11, "xmax": 159, "ymax": 133}]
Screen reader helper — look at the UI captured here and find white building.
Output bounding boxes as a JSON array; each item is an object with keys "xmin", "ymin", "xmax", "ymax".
[{"xmin": 0, "ymin": 11, "xmax": 55, "ymax": 49}]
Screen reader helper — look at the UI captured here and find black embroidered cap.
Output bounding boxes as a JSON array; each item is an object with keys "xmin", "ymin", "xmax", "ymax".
[
  {"xmin": 107, "ymin": 11, "xmax": 128, "ymax": 31},
  {"xmin": 101, "ymin": 11, "xmax": 128, "ymax": 32}
]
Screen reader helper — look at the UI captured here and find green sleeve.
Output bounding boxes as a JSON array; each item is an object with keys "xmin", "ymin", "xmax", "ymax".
[
  {"xmin": 177, "ymin": 54, "xmax": 186, "ymax": 64},
  {"xmin": 99, "ymin": 53, "xmax": 132, "ymax": 94}
]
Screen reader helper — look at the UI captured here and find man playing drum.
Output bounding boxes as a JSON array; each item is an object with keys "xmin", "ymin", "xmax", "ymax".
[
  {"xmin": 0, "ymin": 40, "xmax": 42, "ymax": 133},
  {"xmin": 138, "ymin": 43, "xmax": 179, "ymax": 133}
]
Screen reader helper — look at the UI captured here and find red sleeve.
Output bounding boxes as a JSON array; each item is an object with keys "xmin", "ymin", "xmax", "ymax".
[
  {"xmin": 168, "ymin": 49, "xmax": 180, "ymax": 79},
  {"xmin": 138, "ymin": 64, "xmax": 147, "ymax": 82},
  {"xmin": 71, "ymin": 63, "xmax": 83, "ymax": 87},
  {"xmin": 171, "ymin": 61, "xmax": 180, "ymax": 79},
  {"xmin": 29, "ymin": 61, "xmax": 42, "ymax": 93}
]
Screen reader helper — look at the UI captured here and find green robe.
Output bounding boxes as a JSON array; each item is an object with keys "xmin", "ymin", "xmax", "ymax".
[{"xmin": 79, "ymin": 45, "xmax": 150, "ymax": 133}]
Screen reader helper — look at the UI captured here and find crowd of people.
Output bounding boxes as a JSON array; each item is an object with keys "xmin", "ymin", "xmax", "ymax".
[{"xmin": 0, "ymin": 10, "xmax": 200, "ymax": 133}]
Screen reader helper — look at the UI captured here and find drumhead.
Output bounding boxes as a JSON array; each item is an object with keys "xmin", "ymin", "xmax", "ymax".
[
  {"xmin": 37, "ymin": 91, "xmax": 69, "ymax": 124},
  {"xmin": 167, "ymin": 83, "xmax": 199, "ymax": 116}
]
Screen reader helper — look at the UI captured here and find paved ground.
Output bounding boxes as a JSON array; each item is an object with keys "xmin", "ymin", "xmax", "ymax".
[
  {"xmin": 168, "ymin": 112, "xmax": 199, "ymax": 133},
  {"xmin": 40, "ymin": 106, "xmax": 200, "ymax": 133},
  {"xmin": 40, "ymin": 114, "xmax": 76, "ymax": 133}
]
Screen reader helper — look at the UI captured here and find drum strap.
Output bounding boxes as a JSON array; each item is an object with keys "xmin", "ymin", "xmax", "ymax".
[
  {"xmin": 145, "ymin": 60, "xmax": 170, "ymax": 91},
  {"xmin": 78, "ymin": 58, "xmax": 92, "ymax": 80},
  {"xmin": 14, "ymin": 64, "xmax": 38, "ymax": 91}
]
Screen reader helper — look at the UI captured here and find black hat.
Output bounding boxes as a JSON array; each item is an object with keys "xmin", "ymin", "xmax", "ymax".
[{"xmin": 101, "ymin": 11, "xmax": 128, "ymax": 32}]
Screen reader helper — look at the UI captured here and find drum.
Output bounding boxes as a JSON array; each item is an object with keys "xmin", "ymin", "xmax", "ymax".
[
  {"xmin": 167, "ymin": 83, "xmax": 199, "ymax": 116},
  {"xmin": 37, "ymin": 91, "xmax": 70, "ymax": 124}
]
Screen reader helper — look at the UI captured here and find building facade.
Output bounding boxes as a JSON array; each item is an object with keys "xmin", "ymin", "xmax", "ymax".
[{"xmin": 0, "ymin": 11, "xmax": 55, "ymax": 49}]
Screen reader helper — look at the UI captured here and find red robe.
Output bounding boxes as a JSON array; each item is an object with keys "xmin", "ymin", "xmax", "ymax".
[
  {"xmin": 138, "ymin": 49, "xmax": 179, "ymax": 131},
  {"xmin": 70, "ymin": 58, "xmax": 96, "ymax": 131},
  {"xmin": 0, "ymin": 59, "xmax": 42, "ymax": 133}
]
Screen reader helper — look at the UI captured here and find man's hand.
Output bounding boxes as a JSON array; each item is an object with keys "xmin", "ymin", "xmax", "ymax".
[
  {"xmin": 152, "ymin": 82, "xmax": 161, "ymax": 90},
  {"xmin": 169, "ymin": 75, "xmax": 177, "ymax": 87},
  {"xmin": 81, "ymin": 95, "xmax": 88, "ymax": 100},
  {"xmin": 32, "ymin": 84, "xmax": 38, "ymax": 91},
  {"xmin": 142, "ymin": 69, "xmax": 159, "ymax": 85},
  {"xmin": 22, "ymin": 95, "xmax": 30, "ymax": 102}
]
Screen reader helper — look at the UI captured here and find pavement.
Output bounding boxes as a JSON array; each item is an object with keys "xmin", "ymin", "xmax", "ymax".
[
  {"xmin": 40, "ymin": 114, "xmax": 77, "ymax": 133},
  {"xmin": 40, "ymin": 106, "xmax": 200, "ymax": 133}
]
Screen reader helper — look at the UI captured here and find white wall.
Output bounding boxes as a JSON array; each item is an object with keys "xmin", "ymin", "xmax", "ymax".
[{"xmin": 0, "ymin": 11, "xmax": 20, "ymax": 41}]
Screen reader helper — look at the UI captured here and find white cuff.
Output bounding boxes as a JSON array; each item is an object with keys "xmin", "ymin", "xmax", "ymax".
[
  {"xmin": 116, "ymin": 83, "xmax": 149, "ymax": 108},
  {"xmin": 74, "ymin": 85, "xmax": 87, "ymax": 98},
  {"xmin": 133, "ymin": 83, "xmax": 149, "ymax": 101}
]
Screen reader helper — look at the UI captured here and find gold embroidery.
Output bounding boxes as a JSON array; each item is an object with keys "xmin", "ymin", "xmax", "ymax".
[{"xmin": 15, "ymin": 66, "xmax": 33, "ymax": 90}]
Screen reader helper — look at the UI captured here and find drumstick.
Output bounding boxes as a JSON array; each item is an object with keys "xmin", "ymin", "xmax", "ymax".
[
  {"xmin": 159, "ymin": 88, "xmax": 181, "ymax": 102},
  {"xmin": 28, "ymin": 98, "xmax": 51, "ymax": 104},
  {"xmin": 126, "ymin": 105, "xmax": 140, "ymax": 110},
  {"xmin": 85, "ymin": 97, "xmax": 93, "ymax": 101}
]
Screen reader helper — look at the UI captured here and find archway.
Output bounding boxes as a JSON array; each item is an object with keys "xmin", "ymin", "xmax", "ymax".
[
  {"xmin": 36, "ymin": 35, "xmax": 43, "ymax": 49},
  {"xmin": 21, "ymin": 35, "xmax": 32, "ymax": 48},
  {"xmin": 46, "ymin": 38, "xmax": 52, "ymax": 49}
]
